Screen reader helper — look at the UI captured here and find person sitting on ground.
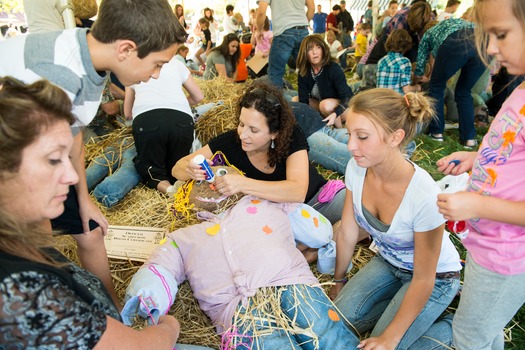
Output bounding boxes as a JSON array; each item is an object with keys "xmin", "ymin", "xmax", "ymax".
[
  {"xmin": 352, "ymin": 22, "xmax": 372, "ymax": 63},
  {"xmin": 325, "ymin": 29, "xmax": 348, "ymax": 70},
  {"xmin": 174, "ymin": 45, "xmax": 203, "ymax": 77},
  {"xmin": 293, "ymin": 34, "xmax": 353, "ymax": 128},
  {"xmin": 377, "ymin": 29, "xmax": 421, "ymax": 94},
  {"xmin": 124, "ymin": 54, "xmax": 204, "ymax": 196},
  {"xmin": 0, "ymin": 77, "xmax": 181, "ymax": 349},
  {"xmin": 203, "ymin": 33, "xmax": 240, "ymax": 83},
  {"xmin": 331, "ymin": 88, "xmax": 461, "ymax": 349}
]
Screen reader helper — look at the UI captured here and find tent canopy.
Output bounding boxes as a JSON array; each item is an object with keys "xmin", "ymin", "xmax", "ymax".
[{"xmin": 348, "ymin": 0, "xmax": 396, "ymax": 12}]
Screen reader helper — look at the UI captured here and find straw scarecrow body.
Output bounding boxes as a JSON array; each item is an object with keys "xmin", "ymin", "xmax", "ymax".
[{"xmin": 122, "ymin": 159, "xmax": 359, "ymax": 349}]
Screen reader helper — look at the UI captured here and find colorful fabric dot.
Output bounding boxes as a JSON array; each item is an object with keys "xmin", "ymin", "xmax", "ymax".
[
  {"xmin": 246, "ymin": 206, "xmax": 258, "ymax": 214},
  {"xmin": 328, "ymin": 309, "xmax": 340, "ymax": 321},
  {"xmin": 206, "ymin": 224, "xmax": 221, "ymax": 236},
  {"xmin": 301, "ymin": 209, "xmax": 311, "ymax": 219},
  {"xmin": 262, "ymin": 225, "xmax": 273, "ymax": 235},
  {"xmin": 313, "ymin": 217, "xmax": 319, "ymax": 228},
  {"xmin": 159, "ymin": 237, "xmax": 167, "ymax": 245},
  {"xmin": 171, "ymin": 240, "xmax": 179, "ymax": 249},
  {"xmin": 251, "ymin": 199, "xmax": 261, "ymax": 204}
]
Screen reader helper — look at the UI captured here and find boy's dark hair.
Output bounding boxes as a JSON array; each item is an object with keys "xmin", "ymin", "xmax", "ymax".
[
  {"xmin": 360, "ymin": 22, "xmax": 372, "ymax": 31},
  {"xmin": 198, "ymin": 17, "xmax": 209, "ymax": 26},
  {"xmin": 446, "ymin": 0, "xmax": 461, "ymax": 7},
  {"xmin": 226, "ymin": 4, "xmax": 234, "ymax": 14},
  {"xmin": 368, "ymin": 1, "xmax": 373, "ymax": 7},
  {"xmin": 389, "ymin": 0, "xmax": 399, "ymax": 5},
  {"xmin": 385, "ymin": 28, "xmax": 412, "ymax": 53},
  {"xmin": 91, "ymin": 0, "xmax": 187, "ymax": 59},
  {"xmin": 333, "ymin": 4, "xmax": 341, "ymax": 11}
]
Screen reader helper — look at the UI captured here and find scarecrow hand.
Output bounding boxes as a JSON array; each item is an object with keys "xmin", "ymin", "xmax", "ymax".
[
  {"xmin": 436, "ymin": 151, "xmax": 476, "ymax": 175},
  {"xmin": 122, "ymin": 264, "xmax": 178, "ymax": 325},
  {"xmin": 437, "ymin": 192, "xmax": 480, "ymax": 221}
]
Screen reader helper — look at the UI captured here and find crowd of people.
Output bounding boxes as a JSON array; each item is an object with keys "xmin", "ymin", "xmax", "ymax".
[{"xmin": 1, "ymin": 0, "xmax": 524, "ymax": 349}]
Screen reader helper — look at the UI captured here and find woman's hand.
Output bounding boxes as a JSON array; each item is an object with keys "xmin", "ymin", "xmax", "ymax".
[
  {"xmin": 328, "ymin": 283, "xmax": 344, "ymax": 301},
  {"xmin": 213, "ymin": 173, "xmax": 245, "ymax": 197},
  {"xmin": 323, "ymin": 112, "xmax": 338, "ymax": 126},
  {"xmin": 436, "ymin": 151, "xmax": 477, "ymax": 175},
  {"xmin": 78, "ymin": 196, "xmax": 108, "ymax": 235},
  {"xmin": 186, "ymin": 158, "xmax": 212, "ymax": 181},
  {"xmin": 437, "ymin": 191, "xmax": 480, "ymax": 221},
  {"xmin": 358, "ymin": 335, "xmax": 398, "ymax": 350}
]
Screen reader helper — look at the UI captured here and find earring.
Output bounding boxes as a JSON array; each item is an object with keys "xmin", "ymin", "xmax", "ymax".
[{"xmin": 271, "ymin": 139, "xmax": 275, "ymax": 149}]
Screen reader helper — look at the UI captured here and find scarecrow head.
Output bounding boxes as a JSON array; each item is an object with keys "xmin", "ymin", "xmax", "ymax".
[{"xmin": 173, "ymin": 152, "xmax": 245, "ymax": 217}]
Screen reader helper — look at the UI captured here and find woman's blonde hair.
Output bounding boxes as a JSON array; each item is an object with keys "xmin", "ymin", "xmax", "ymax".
[
  {"xmin": 348, "ymin": 88, "xmax": 435, "ymax": 148},
  {"xmin": 296, "ymin": 35, "xmax": 333, "ymax": 76},
  {"xmin": 0, "ymin": 77, "xmax": 75, "ymax": 265},
  {"xmin": 474, "ymin": 0, "xmax": 525, "ymax": 66}
]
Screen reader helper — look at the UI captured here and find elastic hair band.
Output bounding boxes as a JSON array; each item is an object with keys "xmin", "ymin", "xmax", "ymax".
[{"xmin": 404, "ymin": 94, "xmax": 410, "ymax": 107}]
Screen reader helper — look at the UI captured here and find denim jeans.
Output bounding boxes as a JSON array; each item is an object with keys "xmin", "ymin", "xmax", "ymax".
[
  {"xmin": 307, "ymin": 126, "xmax": 350, "ymax": 175},
  {"xmin": 268, "ymin": 27, "xmax": 309, "ymax": 88},
  {"xmin": 307, "ymin": 184, "xmax": 346, "ymax": 225},
  {"xmin": 92, "ymin": 146, "xmax": 141, "ymax": 207},
  {"xmin": 453, "ymin": 253, "xmax": 525, "ymax": 350},
  {"xmin": 335, "ymin": 255, "xmax": 460, "ymax": 349},
  {"xmin": 427, "ymin": 29, "xmax": 486, "ymax": 142},
  {"xmin": 233, "ymin": 285, "xmax": 360, "ymax": 350}
]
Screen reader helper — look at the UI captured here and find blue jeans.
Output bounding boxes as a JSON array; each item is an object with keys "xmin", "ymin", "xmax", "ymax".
[
  {"xmin": 307, "ymin": 184, "xmax": 346, "ymax": 225},
  {"xmin": 427, "ymin": 29, "xmax": 486, "ymax": 142},
  {"xmin": 342, "ymin": 32, "xmax": 352, "ymax": 49},
  {"xmin": 92, "ymin": 146, "xmax": 141, "ymax": 207},
  {"xmin": 268, "ymin": 27, "xmax": 309, "ymax": 88},
  {"xmin": 453, "ymin": 253, "xmax": 525, "ymax": 350},
  {"xmin": 307, "ymin": 126, "xmax": 350, "ymax": 175},
  {"xmin": 335, "ymin": 255, "xmax": 460, "ymax": 349},
  {"xmin": 233, "ymin": 285, "xmax": 360, "ymax": 350}
]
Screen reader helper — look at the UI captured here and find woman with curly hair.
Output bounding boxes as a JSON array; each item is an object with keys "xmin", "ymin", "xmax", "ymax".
[{"xmin": 173, "ymin": 81, "xmax": 346, "ymax": 257}]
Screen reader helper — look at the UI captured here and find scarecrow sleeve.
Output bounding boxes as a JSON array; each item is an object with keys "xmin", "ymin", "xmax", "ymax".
[{"xmin": 121, "ymin": 234, "xmax": 185, "ymax": 325}]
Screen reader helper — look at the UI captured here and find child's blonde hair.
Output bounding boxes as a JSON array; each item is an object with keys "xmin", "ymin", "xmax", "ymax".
[
  {"xmin": 474, "ymin": 0, "xmax": 525, "ymax": 66},
  {"xmin": 348, "ymin": 88, "xmax": 435, "ymax": 147}
]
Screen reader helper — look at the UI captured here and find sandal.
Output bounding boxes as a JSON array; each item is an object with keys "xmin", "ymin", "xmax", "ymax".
[{"xmin": 429, "ymin": 134, "xmax": 444, "ymax": 142}]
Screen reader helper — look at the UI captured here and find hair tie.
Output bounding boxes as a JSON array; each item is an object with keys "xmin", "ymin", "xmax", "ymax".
[{"xmin": 404, "ymin": 94, "xmax": 410, "ymax": 107}]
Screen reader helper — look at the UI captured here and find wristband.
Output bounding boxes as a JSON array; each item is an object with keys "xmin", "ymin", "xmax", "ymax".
[{"xmin": 333, "ymin": 277, "xmax": 348, "ymax": 284}]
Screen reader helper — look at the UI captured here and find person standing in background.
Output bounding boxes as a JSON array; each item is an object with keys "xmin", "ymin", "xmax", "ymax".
[
  {"xmin": 222, "ymin": 4, "xmax": 238, "ymax": 35},
  {"xmin": 312, "ymin": 4, "xmax": 328, "ymax": 36},
  {"xmin": 23, "ymin": 0, "xmax": 64, "ymax": 33},
  {"xmin": 337, "ymin": 1, "xmax": 354, "ymax": 48},
  {"xmin": 255, "ymin": 0, "xmax": 315, "ymax": 89}
]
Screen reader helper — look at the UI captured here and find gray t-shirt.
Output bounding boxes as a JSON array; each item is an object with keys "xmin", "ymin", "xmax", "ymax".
[
  {"xmin": 203, "ymin": 50, "xmax": 233, "ymax": 80},
  {"xmin": 260, "ymin": 0, "xmax": 309, "ymax": 36}
]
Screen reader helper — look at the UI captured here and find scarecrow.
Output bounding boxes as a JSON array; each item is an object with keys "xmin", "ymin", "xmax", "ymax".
[{"xmin": 122, "ymin": 154, "xmax": 360, "ymax": 349}]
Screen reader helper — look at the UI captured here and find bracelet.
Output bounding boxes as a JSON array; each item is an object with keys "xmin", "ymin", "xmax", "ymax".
[{"xmin": 333, "ymin": 277, "xmax": 348, "ymax": 284}]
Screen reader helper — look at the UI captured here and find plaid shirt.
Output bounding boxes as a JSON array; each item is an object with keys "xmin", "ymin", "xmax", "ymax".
[{"xmin": 377, "ymin": 51, "xmax": 412, "ymax": 95}]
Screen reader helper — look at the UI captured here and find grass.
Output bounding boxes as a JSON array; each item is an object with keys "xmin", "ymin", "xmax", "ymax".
[{"xmin": 284, "ymin": 70, "xmax": 525, "ymax": 349}]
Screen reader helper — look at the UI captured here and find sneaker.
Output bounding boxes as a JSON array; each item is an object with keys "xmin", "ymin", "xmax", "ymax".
[
  {"xmin": 429, "ymin": 134, "xmax": 444, "ymax": 142},
  {"xmin": 462, "ymin": 139, "xmax": 479, "ymax": 149}
]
